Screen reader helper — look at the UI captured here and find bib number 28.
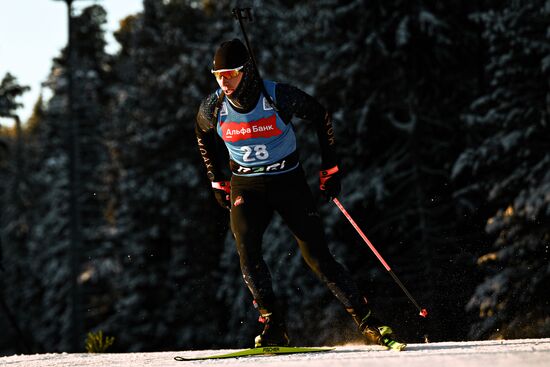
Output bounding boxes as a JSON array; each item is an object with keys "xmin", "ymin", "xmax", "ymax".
[{"xmin": 241, "ymin": 144, "xmax": 269, "ymax": 162}]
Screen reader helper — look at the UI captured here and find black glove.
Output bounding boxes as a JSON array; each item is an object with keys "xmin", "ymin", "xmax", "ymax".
[
  {"xmin": 212, "ymin": 181, "xmax": 231, "ymax": 210},
  {"xmin": 319, "ymin": 165, "xmax": 341, "ymax": 200}
]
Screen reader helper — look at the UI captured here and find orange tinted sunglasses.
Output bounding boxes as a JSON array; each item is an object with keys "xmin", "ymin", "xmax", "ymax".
[{"xmin": 211, "ymin": 66, "xmax": 243, "ymax": 80}]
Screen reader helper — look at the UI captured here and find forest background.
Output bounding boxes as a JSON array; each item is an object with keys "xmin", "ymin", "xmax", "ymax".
[{"xmin": 0, "ymin": 0, "xmax": 549, "ymax": 355}]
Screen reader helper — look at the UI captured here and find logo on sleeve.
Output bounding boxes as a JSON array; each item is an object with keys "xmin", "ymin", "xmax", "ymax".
[{"xmin": 221, "ymin": 115, "xmax": 282, "ymax": 142}]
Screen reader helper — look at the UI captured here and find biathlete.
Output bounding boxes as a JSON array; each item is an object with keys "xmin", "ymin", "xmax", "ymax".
[{"xmin": 195, "ymin": 39, "xmax": 404, "ymax": 350}]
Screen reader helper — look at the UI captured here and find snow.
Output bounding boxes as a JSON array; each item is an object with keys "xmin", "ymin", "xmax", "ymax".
[{"xmin": 1, "ymin": 338, "xmax": 549, "ymax": 367}]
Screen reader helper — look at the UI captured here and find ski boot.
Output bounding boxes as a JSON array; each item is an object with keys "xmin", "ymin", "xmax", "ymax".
[
  {"xmin": 253, "ymin": 301, "xmax": 290, "ymax": 347},
  {"xmin": 350, "ymin": 309, "xmax": 407, "ymax": 351}
]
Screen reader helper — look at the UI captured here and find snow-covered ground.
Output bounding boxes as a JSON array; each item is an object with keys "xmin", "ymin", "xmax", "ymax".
[{"xmin": 1, "ymin": 338, "xmax": 549, "ymax": 367}]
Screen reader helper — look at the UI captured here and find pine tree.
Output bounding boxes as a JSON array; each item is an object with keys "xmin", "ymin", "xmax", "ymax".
[
  {"xmin": 1, "ymin": 5, "xmax": 115, "ymax": 352},
  {"xmin": 0, "ymin": 73, "xmax": 30, "ymax": 116},
  {"xmin": 0, "ymin": 73, "xmax": 31, "ymax": 354},
  {"xmin": 100, "ymin": 0, "xmax": 231, "ymax": 351},
  {"xmin": 67, "ymin": 4, "xmax": 119, "ymax": 337},
  {"xmin": 454, "ymin": 0, "xmax": 550, "ymax": 339}
]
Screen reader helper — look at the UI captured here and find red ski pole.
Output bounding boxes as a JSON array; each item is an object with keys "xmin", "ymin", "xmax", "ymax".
[{"xmin": 333, "ymin": 198, "xmax": 428, "ymax": 318}]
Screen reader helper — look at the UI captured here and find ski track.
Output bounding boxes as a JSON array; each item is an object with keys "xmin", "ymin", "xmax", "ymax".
[{"xmin": 1, "ymin": 338, "xmax": 549, "ymax": 367}]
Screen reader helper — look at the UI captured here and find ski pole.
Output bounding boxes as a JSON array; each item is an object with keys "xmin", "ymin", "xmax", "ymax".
[{"xmin": 333, "ymin": 198, "xmax": 428, "ymax": 318}]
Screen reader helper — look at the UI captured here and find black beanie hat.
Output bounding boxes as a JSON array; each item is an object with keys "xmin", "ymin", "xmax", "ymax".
[{"xmin": 212, "ymin": 39, "xmax": 250, "ymax": 71}]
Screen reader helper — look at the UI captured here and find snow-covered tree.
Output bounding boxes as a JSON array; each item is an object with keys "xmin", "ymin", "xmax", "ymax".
[
  {"xmin": 98, "ymin": 0, "xmax": 232, "ymax": 351},
  {"xmin": 1, "ymin": 5, "xmax": 115, "ymax": 352},
  {"xmin": 0, "ymin": 73, "xmax": 30, "ymax": 354},
  {"xmin": 453, "ymin": 0, "xmax": 550, "ymax": 339}
]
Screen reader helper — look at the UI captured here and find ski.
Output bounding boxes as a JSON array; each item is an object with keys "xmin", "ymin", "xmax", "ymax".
[{"xmin": 174, "ymin": 346, "xmax": 334, "ymax": 361}]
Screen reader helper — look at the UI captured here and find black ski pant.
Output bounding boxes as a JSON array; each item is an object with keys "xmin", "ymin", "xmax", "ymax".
[{"xmin": 230, "ymin": 167, "xmax": 368, "ymax": 318}]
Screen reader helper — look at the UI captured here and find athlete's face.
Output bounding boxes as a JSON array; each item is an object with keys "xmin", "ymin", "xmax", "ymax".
[{"xmin": 215, "ymin": 70, "xmax": 243, "ymax": 96}]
